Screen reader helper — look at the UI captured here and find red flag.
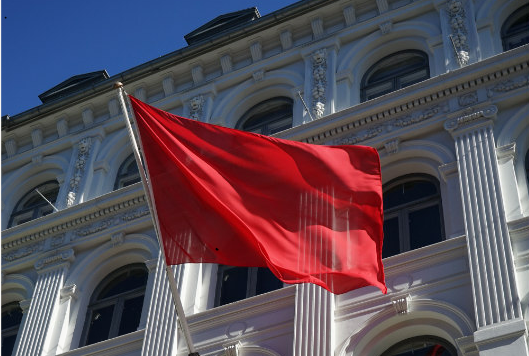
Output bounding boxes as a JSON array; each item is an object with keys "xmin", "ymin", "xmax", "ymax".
[{"xmin": 129, "ymin": 95, "xmax": 386, "ymax": 294}]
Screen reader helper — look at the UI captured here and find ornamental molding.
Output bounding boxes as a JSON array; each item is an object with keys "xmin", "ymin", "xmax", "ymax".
[
  {"xmin": 444, "ymin": 105, "xmax": 497, "ymax": 132},
  {"xmin": 66, "ymin": 137, "xmax": 93, "ymax": 207},
  {"xmin": 189, "ymin": 95, "xmax": 205, "ymax": 121},
  {"xmin": 487, "ymin": 75, "xmax": 529, "ymax": 97},
  {"xmin": 458, "ymin": 91, "xmax": 478, "ymax": 107},
  {"xmin": 60, "ymin": 284, "xmax": 79, "ymax": 302},
  {"xmin": 384, "ymin": 139, "xmax": 400, "ymax": 155},
  {"xmin": 3, "ymin": 241, "xmax": 45, "ymax": 262},
  {"xmin": 301, "ymin": 59, "xmax": 528, "ymax": 144},
  {"xmin": 391, "ymin": 294, "xmax": 411, "ymax": 314},
  {"xmin": 35, "ymin": 249, "xmax": 75, "ymax": 271},
  {"xmin": 447, "ymin": 0, "xmax": 469, "ymax": 66},
  {"xmin": 337, "ymin": 103, "xmax": 447, "ymax": 145},
  {"xmin": 2, "ymin": 195, "xmax": 147, "ymax": 252},
  {"xmin": 19, "ymin": 299, "xmax": 31, "ymax": 313},
  {"xmin": 223, "ymin": 341, "xmax": 242, "ymax": 356},
  {"xmin": 111, "ymin": 232, "xmax": 125, "ymax": 247},
  {"xmin": 496, "ymin": 142, "xmax": 516, "ymax": 163},
  {"xmin": 311, "ymin": 48, "xmax": 327, "ymax": 119}
]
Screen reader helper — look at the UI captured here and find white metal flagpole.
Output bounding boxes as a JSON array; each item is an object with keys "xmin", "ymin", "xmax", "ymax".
[{"xmin": 114, "ymin": 82, "xmax": 200, "ymax": 356}]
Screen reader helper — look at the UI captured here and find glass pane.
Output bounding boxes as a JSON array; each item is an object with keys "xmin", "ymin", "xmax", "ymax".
[
  {"xmin": 99, "ymin": 269, "xmax": 147, "ymax": 299},
  {"xmin": 409, "ymin": 205, "xmax": 443, "ymax": 250},
  {"xmin": 384, "ymin": 181, "xmax": 437, "ymax": 209},
  {"xmin": 255, "ymin": 268, "xmax": 283, "ymax": 295},
  {"xmin": 2, "ymin": 334, "xmax": 17, "ymax": 356},
  {"xmin": 219, "ymin": 267, "xmax": 249, "ymax": 306},
  {"xmin": 2, "ymin": 304, "xmax": 23, "ymax": 329},
  {"xmin": 365, "ymin": 81, "xmax": 393, "ymax": 100},
  {"xmin": 383, "ymin": 217, "xmax": 400, "ymax": 258},
  {"xmin": 398, "ymin": 69, "xmax": 428, "ymax": 88},
  {"xmin": 85, "ymin": 305, "xmax": 114, "ymax": 346},
  {"xmin": 118, "ymin": 295, "xmax": 145, "ymax": 336},
  {"xmin": 391, "ymin": 344, "xmax": 452, "ymax": 356}
]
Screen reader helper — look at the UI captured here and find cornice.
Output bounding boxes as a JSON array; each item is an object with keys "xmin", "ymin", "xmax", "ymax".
[
  {"xmin": 1, "ymin": 188, "xmax": 148, "ymax": 252},
  {"xmin": 277, "ymin": 48, "xmax": 529, "ymax": 144}
]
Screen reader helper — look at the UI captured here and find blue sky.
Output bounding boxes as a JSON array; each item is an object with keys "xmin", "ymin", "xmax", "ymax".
[{"xmin": 1, "ymin": 0, "xmax": 293, "ymax": 117}]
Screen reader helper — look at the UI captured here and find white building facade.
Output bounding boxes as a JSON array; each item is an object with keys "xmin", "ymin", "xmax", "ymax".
[{"xmin": 2, "ymin": 0, "xmax": 528, "ymax": 355}]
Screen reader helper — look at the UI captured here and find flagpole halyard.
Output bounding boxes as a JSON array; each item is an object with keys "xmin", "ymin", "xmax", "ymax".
[{"xmin": 114, "ymin": 82, "xmax": 200, "ymax": 356}]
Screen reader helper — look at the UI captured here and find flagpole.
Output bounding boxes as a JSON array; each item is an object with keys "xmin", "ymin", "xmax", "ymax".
[{"xmin": 114, "ymin": 82, "xmax": 200, "ymax": 356}]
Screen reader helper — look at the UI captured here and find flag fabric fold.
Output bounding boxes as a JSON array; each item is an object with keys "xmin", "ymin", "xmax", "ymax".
[{"xmin": 129, "ymin": 95, "xmax": 386, "ymax": 294}]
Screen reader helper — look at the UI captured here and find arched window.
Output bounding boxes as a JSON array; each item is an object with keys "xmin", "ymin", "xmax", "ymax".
[
  {"xmin": 382, "ymin": 175, "xmax": 444, "ymax": 258},
  {"xmin": 501, "ymin": 4, "xmax": 529, "ymax": 51},
  {"xmin": 381, "ymin": 336, "xmax": 457, "ymax": 356},
  {"xmin": 8, "ymin": 181, "xmax": 60, "ymax": 228},
  {"xmin": 2, "ymin": 302, "xmax": 23, "ymax": 356},
  {"xmin": 80, "ymin": 264, "xmax": 148, "ymax": 347},
  {"xmin": 361, "ymin": 50, "xmax": 430, "ymax": 102},
  {"xmin": 236, "ymin": 97, "xmax": 293, "ymax": 135},
  {"xmin": 114, "ymin": 154, "xmax": 140, "ymax": 189},
  {"xmin": 215, "ymin": 266, "xmax": 283, "ymax": 306}
]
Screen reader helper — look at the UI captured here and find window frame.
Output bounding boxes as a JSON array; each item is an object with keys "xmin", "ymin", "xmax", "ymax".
[
  {"xmin": 80, "ymin": 264, "xmax": 148, "ymax": 347},
  {"xmin": 360, "ymin": 50, "xmax": 430, "ymax": 102},
  {"xmin": 114, "ymin": 154, "xmax": 141, "ymax": 190},
  {"xmin": 382, "ymin": 174, "xmax": 444, "ymax": 258},
  {"xmin": 8, "ymin": 181, "xmax": 60, "ymax": 228},
  {"xmin": 501, "ymin": 4, "xmax": 529, "ymax": 51},
  {"xmin": 381, "ymin": 335, "xmax": 457, "ymax": 356},
  {"xmin": 236, "ymin": 97, "xmax": 293, "ymax": 135}
]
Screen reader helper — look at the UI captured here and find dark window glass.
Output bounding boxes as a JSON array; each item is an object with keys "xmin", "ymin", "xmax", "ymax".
[
  {"xmin": 2, "ymin": 302, "xmax": 23, "ymax": 356},
  {"xmin": 525, "ymin": 149, "xmax": 529, "ymax": 185},
  {"xmin": 216, "ymin": 266, "xmax": 283, "ymax": 306},
  {"xmin": 114, "ymin": 154, "xmax": 140, "ymax": 190},
  {"xmin": 361, "ymin": 50, "xmax": 430, "ymax": 102},
  {"xmin": 382, "ymin": 175, "xmax": 444, "ymax": 258},
  {"xmin": 501, "ymin": 4, "xmax": 529, "ymax": 51},
  {"xmin": 237, "ymin": 97, "xmax": 293, "ymax": 135},
  {"xmin": 382, "ymin": 336, "xmax": 457, "ymax": 356},
  {"xmin": 81, "ymin": 264, "xmax": 147, "ymax": 347},
  {"xmin": 8, "ymin": 181, "xmax": 60, "ymax": 228}
]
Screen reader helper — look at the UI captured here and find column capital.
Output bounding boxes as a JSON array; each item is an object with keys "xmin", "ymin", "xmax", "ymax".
[
  {"xmin": 35, "ymin": 249, "xmax": 75, "ymax": 272},
  {"xmin": 444, "ymin": 105, "xmax": 497, "ymax": 136}
]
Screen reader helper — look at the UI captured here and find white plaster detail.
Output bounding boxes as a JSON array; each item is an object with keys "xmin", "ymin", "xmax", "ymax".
[
  {"xmin": 192, "ymin": 65, "xmax": 204, "ymax": 84},
  {"xmin": 226, "ymin": 321, "xmax": 247, "ymax": 338},
  {"xmin": 162, "ymin": 75, "xmax": 175, "ymax": 96},
  {"xmin": 438, "ymin": 161, "xmax": 459, "ymax": 182},
  {"xmin": 56, "ymin": 117, "xmax": 68, "ymax": 137},
  {"xmin": 134, "ymin": 86, "xmax": 147, "ymax": 102},
  {"xmin": 444, "ymin": 105, "xmax": 497, "ymax": 132},
  {"xmin": 19, "ymin": 299, "xmax": 31, "ymax": 313},
  {"xmin": 379, "ymin": 21, "xmax": 393, "ymax": 35},
  {"xmin": 60, "ymin": 284, "xmax": 78, "ymax": 302},
  {"xmin": 66, "ymin": 137, "xmax": 93, "ymax": 207},
  {"xmin": 221, "ymin": 54, "xmax": 233, "ymax": 74},
  {"xmin": 189, "ymin": 95, "xmax": 205, "ymax": 121},
  {"xmin": 32, "ymin": 154, "xmax": 43, "ymax": 165},
  {"xmin": 384, "ymin": 138, "xmax": 400, "ymax": 154},
  {"xmin": 34, "ymin": 249, "xmax": 74, "ymax": 271},
  {"xmin": 144, "ymin": 258, "xmax": 158, "ymax": 273},
  {"xmin": 458, "ymin": 91, "xmax": 478, "ymax": 107},
  {"xmin": 392, "ymin": 294, "xmax": 412, "ymax": 314},
  {"xmin": 311, "ymin": 48, "xmax": 327, "ymax": 119},
  {"xmin": 111, "ymin": 232, "xmax": 124, "ymax": 247},
  {"xmin": 376, "ymin": 0, "xmax": 389, "ymax": 13},
  {"xmin": 250, "ymin": 41, "xmax": 262, "ymax": 62},
  {"xmin": 311, "ymin": 17, "xmax": 324, "ymax": 39},
  {"xmin": 447, "ymin": 0, "xmax": 469, "ymax": 66},
  {"xmin": 223, "ymin": 341, "xmax": 242, "ymax": 356},
  {"xmin": 487, "ymin": 75, "xmax": 529, "ymax": 97},
  {"xmin": 3, "ymin": 241, "xmax": 45, "ymax": 262},
  {"xmin": 108, "ymin": 98, "xmax": 119, "ymax": 117},
  {"xmin": 280, "ymin": 30, "xmax": 293, "ymax": 50},
  {"xmin": 82, "ymin": 107, "xmax": 94, "ymax": 127},
  {"xmin": 50, "ymin": 234, "xmax": 65, "ymax": 248},
  {"xmin": 31, "ymin": 125, "xmax": 43, "ymax": 148},
  {"xmin": 252, "ymin": 69, "xmax": 265, "ymax": 82},
  {"xmin": 343, "ymin": 5, "xmax": 356, "ymax": 26},
  {"xmin": 4, "ymin": 137, "xmax": 17, "ymax": 158}
]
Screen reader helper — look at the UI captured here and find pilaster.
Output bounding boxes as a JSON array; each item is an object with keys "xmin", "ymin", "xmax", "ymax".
[
  {"xmin": 14, "ymin": 249, "xmax": 73, "ymax": 356},
  {"xmin": 293, "ymin": 284, "xmax": 334, "ymax": 356},
  {"xmin": 444, "ymin": 106, "xmax": 528, "ymax": 355}
]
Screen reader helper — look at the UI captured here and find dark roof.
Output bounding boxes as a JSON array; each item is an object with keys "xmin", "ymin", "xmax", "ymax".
[
  {"xmin": 184, "ymin": 7, "xmax": 261, "ymax": 45},
  {"xmin": 38, "ymin": 70, "xmax": 109, "ymax": 104}
]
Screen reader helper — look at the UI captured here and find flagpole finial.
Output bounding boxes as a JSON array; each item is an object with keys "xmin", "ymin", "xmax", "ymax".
[{"xmin": 113, "ymin": 81, "xmax": 124, "ymax": 89}]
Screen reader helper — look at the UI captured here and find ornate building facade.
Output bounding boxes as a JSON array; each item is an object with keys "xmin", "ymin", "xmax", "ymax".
[{"xmin": 2, "ymin": 0, "xmax": 528, "ymax": 355}]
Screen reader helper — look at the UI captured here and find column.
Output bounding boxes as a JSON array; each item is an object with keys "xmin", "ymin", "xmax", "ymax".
[
  {"xmin": 444, "ymin": 106, "xmax": 528, "ymax": 355},
  {"xmin": 141, "ymin": 256, "xmax": 183, "ymax": 356},
  {"xmin": 293, "ymin": 284, "xmax": 334, "ymax": 356},
  {"xmin": 14, "ymin": 250, "xmax": 74, "ymax": 356}
]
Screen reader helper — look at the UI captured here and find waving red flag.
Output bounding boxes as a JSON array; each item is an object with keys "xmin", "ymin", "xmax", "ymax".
[{"xmin": 129, "ymin": 95, "xmax": 386, "ymax": 294}]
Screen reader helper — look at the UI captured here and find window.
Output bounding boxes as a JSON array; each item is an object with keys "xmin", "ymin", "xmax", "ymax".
[
  {"xmin": 525, "ymin": 149, "xmax": 529, "ymax": 185},
  {"xmin": 2, "ymin": 302, "xmax": 23, "ymax": 356},
  {"xmin": 361, "ymin": 50, "xmax": 430, "ymax": 102},
  {"xmin": 381, "ymin": 336, "xmax": 457, "ymax": 356},
  {"xmin": 114, "ymin": 154, "xmax": 140, "ymax": 189},
  {"xmin": 501, "ymin": 4, "xmax": 529, "ymax": 51},
  {"xmin": 8, "ymin": 181, "xmax": 60, "ymax": 228},
  {"xmin": 382, "ymin": 175, "xmax": 444, "ymax": 258},
  {"xmin": 215, "ymin": 266, "xmax": 283, "ymax": 306},
  {"xmin": 236, "ymin": 97, "xmax": 293, "ymax": 135},
  {"xmin": 80, "ymin": 264, "xmax": 148, "ymax": 347}
]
